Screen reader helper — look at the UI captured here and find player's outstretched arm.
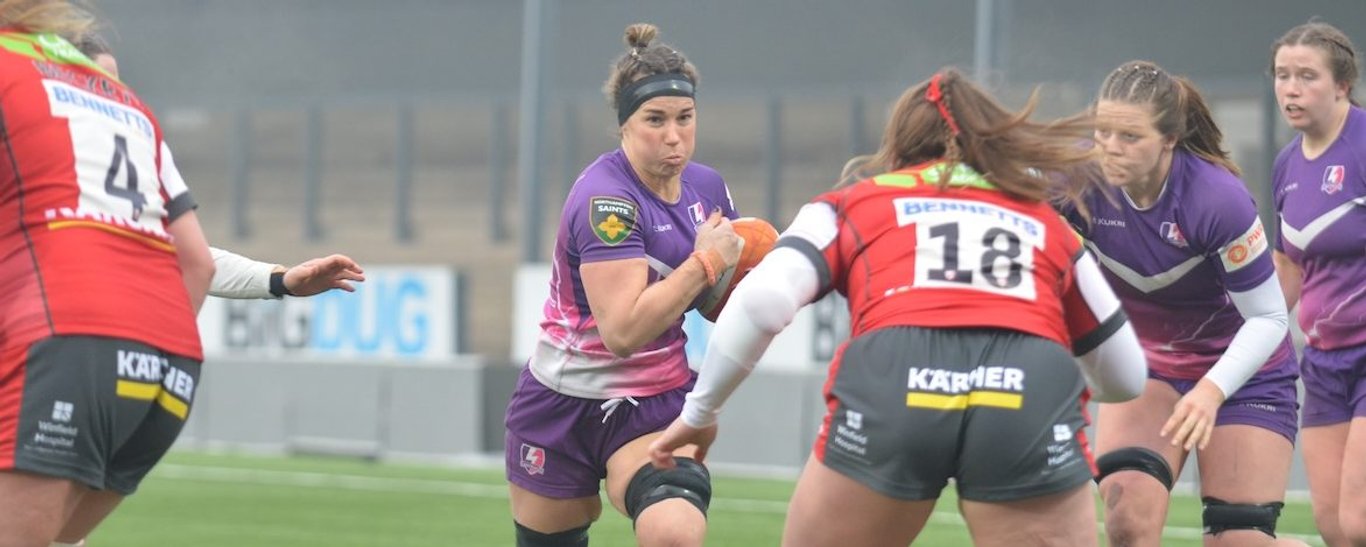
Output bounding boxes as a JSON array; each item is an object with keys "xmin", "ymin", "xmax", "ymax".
[
  {"xmin": 209, "ymin": 247, "xmax": 364, "ymax": 299},
  {"xmin": 649, "ymin": 245, "xmax": 819, "ymax": 469},
  {"xmin": 1067, "ymin": 251, "xmax": 1147, "ymax": 403},
  {"xmin": 281, "ymin": 254, "xmax": 365, "ymax": 296}
]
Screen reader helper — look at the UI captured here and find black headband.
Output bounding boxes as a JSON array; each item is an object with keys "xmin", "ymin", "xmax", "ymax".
[{"xmin": 615, "ymin": 72, "xmax": 695, "ymax": 126}]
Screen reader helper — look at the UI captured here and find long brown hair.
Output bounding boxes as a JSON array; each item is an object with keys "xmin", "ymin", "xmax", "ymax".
[
  {"xmin": 1098, "ymin": 60, "xmax": 1240, "ymax": 176},
  {"xmin": 0, "ymin": 0, "xmax": 96, "ymax": 41},
  {"xmin": 842, "ymin": 68, "xmax": 1101, "ymax": 211}
]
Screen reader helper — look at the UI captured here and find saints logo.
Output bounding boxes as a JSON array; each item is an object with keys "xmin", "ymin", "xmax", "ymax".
[{"xmin": 589, "ymin": 196, "xmax": 637, "ymax": 245}]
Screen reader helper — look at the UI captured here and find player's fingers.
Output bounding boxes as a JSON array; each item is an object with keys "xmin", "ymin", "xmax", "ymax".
[
  {"xmin": 1182, "ymin": 418, "xmax": 1203, "ymax": 451},
  {"xmin": 315, "ymin": 253, "xmax": 357, "ymax": 268},
  {"xmin": 1197, "ymin": 422, "xmax": 1214, "ymax": 451},
  {"xmin": 1159, "ymin": 411, "xmax": 1184, "ymax": 438},
  {"xmin": 693, "ymin": 445, "xmax": 708, "ymax": 465},
  {"xmin": 1169, "ymin": 412, "xmax": 1191, "ymax": 445},
  {"xmin": 1169, "ymin": 415, "xmax": 1197, "ymax": 447},
  {"xmin": 332, "ymin": 280, "xmax": 357, "ymax": 292},
  {"xmin": 648, "ymin": 442, "xmax": 677, "ymax": 470}
]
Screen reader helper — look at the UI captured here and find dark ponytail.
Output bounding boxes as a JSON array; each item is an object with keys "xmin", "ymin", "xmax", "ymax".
[{"xmin": 1173, "ymin": 77, "xmax": 1239, "ymax": 176}]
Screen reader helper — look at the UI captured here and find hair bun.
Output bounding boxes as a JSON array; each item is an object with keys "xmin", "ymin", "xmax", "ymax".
[{"xmin": 624, "ymin": 23, "xmax": 658, "ymax": 49}]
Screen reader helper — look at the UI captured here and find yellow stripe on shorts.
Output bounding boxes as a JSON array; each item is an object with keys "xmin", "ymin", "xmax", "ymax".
[
  {"xmin": 156, "ymin": 391, "xmax": 189, "ymax": 420},
  {"xmin": 116, "ymin": 380, "xmax": 160, "ymax": 401},
  {"xmin": 116, "ymin": 380, "xmax": 189, "ymax": 419},
  {"xmin": 906, "ymin": 390, "xmax": 1023, "ymax": 410}
]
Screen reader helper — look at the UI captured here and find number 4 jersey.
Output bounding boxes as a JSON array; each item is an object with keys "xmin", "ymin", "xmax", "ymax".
[
  {"xmin": 795, "ymin": 161, "xmax": 1110, "ymax": 350},
  {"xmin": 0, "ymin": 32, "xmax": 201, "ymax": 360}
]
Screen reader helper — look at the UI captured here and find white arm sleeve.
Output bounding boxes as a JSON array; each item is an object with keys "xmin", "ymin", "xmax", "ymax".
[
  {"xmin": 159, "ymin": 141, "xmax": 189, "ymax": 199},
  {"xmin": 680, "ymin": 203, "xmax": 836, "ymax": 428},
  {"xmin": 1203, "ymin": 275, "xmax": 1290, "ymax": 398},
  {"xmin": 1071, "ymin": 252, "xmax": 1147, "ymax": 402},
  {"xmin": 159, "ymin": 141, "xmax": 197, "ymax": 222},
  {"xmin": 209, "ymin": 247, "xmax": 279, "ymax": 299},
  {"xmin": 1077, "ymin": 322, "xmax": 1146, "ymax": 402}
]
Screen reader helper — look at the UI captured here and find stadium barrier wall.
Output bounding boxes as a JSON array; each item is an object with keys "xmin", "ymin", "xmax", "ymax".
[
  {"xmin": 177, "ymin": 356, "xmax": 487, "ymax": 459},
  {"xmin": 174, "ymin": 356, "xmax": 1311, "ymax": 493}
]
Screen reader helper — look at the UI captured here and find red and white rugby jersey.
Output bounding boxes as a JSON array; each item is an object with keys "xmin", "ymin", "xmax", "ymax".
[
  {"xmin": 801, "ymin": 161, "xmax": 1097, "ymax": 349},
  {"xmin": 0, "ymin": 31, "xmax": 201, "ymax": 360}
]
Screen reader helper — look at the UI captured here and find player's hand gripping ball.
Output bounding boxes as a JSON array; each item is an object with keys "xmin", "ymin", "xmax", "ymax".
[{"xmin": 697, "ymin": 217, "xmax": 779, "ymax": 322}]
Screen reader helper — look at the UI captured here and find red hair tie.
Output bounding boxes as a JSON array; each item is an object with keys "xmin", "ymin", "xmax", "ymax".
[{"xmin": 925, "ymin": 74, "xmax": 961, "ymax": 136}]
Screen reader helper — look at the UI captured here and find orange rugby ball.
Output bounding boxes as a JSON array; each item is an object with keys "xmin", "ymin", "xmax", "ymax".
[{"xmin": 698, "ymin": 217, "xmax": 779, "ymax": 322}]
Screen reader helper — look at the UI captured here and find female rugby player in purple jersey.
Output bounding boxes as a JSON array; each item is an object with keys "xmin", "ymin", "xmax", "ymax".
[
  {"xmin": 1067, "ymin": 61, "xmax": 1307, "ymax": 546},
  {"xmin": 502, "ymin": 23, "xmax": 741, "ymax": 547},
  {"xmin": 1269, "ymin": 21, "xmax": 1366, "ymax": 547}
]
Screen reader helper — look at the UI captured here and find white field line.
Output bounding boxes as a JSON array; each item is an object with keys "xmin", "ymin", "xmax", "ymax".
[{"xmin": 151, "ymin": 464, "xmax": 1325, "ymax": 545}]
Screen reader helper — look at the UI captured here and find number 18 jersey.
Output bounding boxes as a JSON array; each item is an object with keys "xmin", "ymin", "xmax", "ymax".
[
  {"xmin": 0, "ymin": 32, "xmax": 201, "ymax": 360},
  {"xmin": 807, "ymin": 162, "xmax": 1089, "ymax": 347}
]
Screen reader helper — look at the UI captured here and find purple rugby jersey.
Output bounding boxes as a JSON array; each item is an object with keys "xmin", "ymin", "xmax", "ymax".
[
  {"xmin": 528, "ymin": 149, "xmax": 737, "ymax": 399},
  {"xmin": 1065, "ymin": 148, "xmax": 1295, "ymax": 380},
  {"xmin": 1273, "ymin": 106, "xmax": 1366, "ymax": 351}
]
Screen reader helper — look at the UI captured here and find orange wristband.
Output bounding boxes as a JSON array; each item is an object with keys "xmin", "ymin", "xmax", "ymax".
[{"xmin": 691, "ymin": 250, "xmax": 720, "ymax": 286}]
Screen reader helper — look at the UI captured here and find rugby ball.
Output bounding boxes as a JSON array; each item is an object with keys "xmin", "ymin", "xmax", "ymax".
[{"xmin": 698, "ymin": 217, "xmax": 779, "ymax": 322}]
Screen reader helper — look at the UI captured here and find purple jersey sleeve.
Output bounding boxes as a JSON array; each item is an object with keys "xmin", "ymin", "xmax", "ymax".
[
  {"xmin": 1184, "ymin": 162, "xmax": 1273, "ymax": 293},
  {"xmin": 568, "ymin": 165, "xmax": 647, "ymax": 264}
]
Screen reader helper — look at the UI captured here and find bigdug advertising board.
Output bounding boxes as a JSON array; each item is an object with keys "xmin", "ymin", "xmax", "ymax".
[{"xmin": 198, "ymin": 266, "xmax": 460, "ymax": 361}]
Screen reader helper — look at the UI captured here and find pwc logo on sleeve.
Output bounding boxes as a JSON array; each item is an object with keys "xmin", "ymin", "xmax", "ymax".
[
  {"xmin": 589, "ymin": 196, "xmax": 637, "ymax": 245},
  {"xmin": 1219, "ymin": 218, "xmax": 1268, "ymax": 272}
]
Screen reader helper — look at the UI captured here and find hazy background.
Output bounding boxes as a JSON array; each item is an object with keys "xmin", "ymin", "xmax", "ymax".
[
  {"xmin": 86, "ymin": 0, "xmax": 1366, "ymax": 489},
  {"xmin": 95, "ymin": 0, "xmax": 1365, "ymax": 358}
]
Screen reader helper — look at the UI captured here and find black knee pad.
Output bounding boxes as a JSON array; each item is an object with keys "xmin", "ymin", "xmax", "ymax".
[
  {"xmin": 514, "ymin": 521, "xmax": 589, "ymax": 547},
  {"xmin": 1095, "ymin": 447, "xmax": 1174, "ymax": 491},
  {"xmin": 624, "ymin": 457, "xmax": 712, "ymax": 523},
  {"xmin": 1202, "ymin": 497, "xmax": 1284, "ymax": 537}
]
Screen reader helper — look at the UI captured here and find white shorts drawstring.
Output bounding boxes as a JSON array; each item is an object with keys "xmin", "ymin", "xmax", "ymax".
[{"xmin": 600, "ymin": 396, "xmax": 640, "ymax": 423}]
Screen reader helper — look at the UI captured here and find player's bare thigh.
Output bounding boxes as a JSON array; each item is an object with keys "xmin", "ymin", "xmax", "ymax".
[
  {"xmin": 508, "ymin": 483, "xmax": 602, "ymax": 533},
  {"xmin": 0, "ymin": 471, "xmax": 85, "ymax": 545},
  {"xmin": 1095, "ymin": 378, "xmax": 1187, "ymax": 471},
  {"xmin": 781, "ymin": 456, "xmax": 935, "ymax": 547},
  {"xmin": 959, "ymin": 484, "xmax": 1098, "ymax": 547},
  {"xmin": 1339, "ymin": 418, "xmax": 1366, "ymax": 540},
  {"xmin": 1299, "ymin": 422, "xmax": 1348, "ymax": 543}
]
